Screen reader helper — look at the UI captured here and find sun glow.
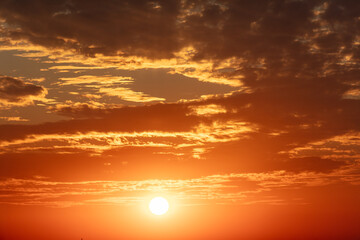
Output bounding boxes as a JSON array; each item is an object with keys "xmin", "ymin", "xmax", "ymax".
[{"xmin": 149, "ymin": 197, "xmax": 169, "ymax": 215}]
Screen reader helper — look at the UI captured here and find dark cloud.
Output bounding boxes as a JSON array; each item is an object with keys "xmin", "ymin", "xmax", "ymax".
[
  {"xmin": 0, "ymin": 0, "xmax": 359, "ymax": 178},
  {"xmin": 1, "ymin": 0, "xmax": 359, "ymax": 95},
  {"xmin": 48, "ymin": 102, "xmax": 116, "ymax": 118},
  {"xmin": 1, "ymin": 0, "xmax": 359, "ymax": 99},
  {"xmin": 0, "ymin": 0, "xmax": 182, "ymax": 58},
  {"xmin": 1, "ymin": 0, "xmax": 358, "ymax": 61},
  {"xmin": 0, "ymin": 102, "xmax": 197, "ymax": 141},
  {"xmin": 0, "ymin": 76, "xmax": 46, "ymax": 104},
  {"xmin": 0, "ymin": 146, "xmax": 202, "ymax": 180}
]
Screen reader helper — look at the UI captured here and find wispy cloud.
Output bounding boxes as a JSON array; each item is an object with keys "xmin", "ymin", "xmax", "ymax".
[
  {"xmin": 58, "ymin": 75, "xmax": 133, "ymax": 86},
  {"xmin": 99, "ymin": 87, "xmax": 165, "ymax": 103},
  {"xmin": 1, "ymin": 168, "xmax": 359, "ymax": 207},
  {"xmin": 0, "ymin": 120, "xmax": 256, "ymax": 155},
  {"xmin": 0, "ymin": 116, "xmax": 29, "ymax": 122}
]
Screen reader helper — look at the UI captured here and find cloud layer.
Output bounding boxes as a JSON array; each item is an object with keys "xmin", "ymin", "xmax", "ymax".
[{"xmin": 0, "ymin": 0, "xmax": 359, "ymax": 217}]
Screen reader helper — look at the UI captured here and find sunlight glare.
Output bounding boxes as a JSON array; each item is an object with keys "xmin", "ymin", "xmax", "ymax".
[{"xmin": 149, "ymin": 197, "xmax": 169, "ymax": 215}]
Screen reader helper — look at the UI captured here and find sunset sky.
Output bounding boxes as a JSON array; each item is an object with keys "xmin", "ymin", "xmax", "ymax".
[{"xmin": 1, "ymin": 0, "xmax": 360, "ymax": 239}]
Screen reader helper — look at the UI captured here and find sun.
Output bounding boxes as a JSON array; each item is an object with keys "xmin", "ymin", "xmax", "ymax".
[{"xmin": 149, "ymin": 197, "xmax": 169, "ymax": 215}]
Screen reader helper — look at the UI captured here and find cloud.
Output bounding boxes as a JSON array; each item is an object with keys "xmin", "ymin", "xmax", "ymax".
[
  {"xmin": 0, "ymin": 168, "xmax": 359, "ymax": 207},
  {"xmin": 0, "ymin": 84, "xmax": 358, "ymax": 174},
  {"xmin": 1, "ymin": 0, "xmax": 359, "ymax": 90},
  {"xmin": 1, "ymin": 1, "xmax": 358, "ymax": 62},
  {"xmin": 99, "ymin": 87, "xmax": 165, "ymax": 103},
  {"xmin": 58, "ymin": 75, "xmax": 133, "ymax": 85},
  {"xmin": 343, "ymin": 88, "xmax": 360, "ymax": 99},
  {"xmin": 188, "ymin": 104, "xmax": 227, "ymax": 116},
  {"xmin": 0, "ymin": 119, "xmax": 256, "ymax": 156},
  {"xmin": 0, "ymin": 102, "xmax": 197, "ymax": 142},
  {"xmin": 0, "ymin": 0, "xmax": 182, "ymax": 58},
  {"xmin": 0, "ymin": 116, "xmax": 29, "ymax": 122},
  {"xmin": 0, "ymin": 0, "xmax": 360, "ymax": 208},
  {"xmin": 288, "ymin": 132, "xmax": 360, "ymax": 161},
  {"xmin": 48, "ymin": 101, "xmax": 120, "ymax": 118},
  {"xmin": 0, "ymin": 76, "xmax": 47, "ymax": 107}
]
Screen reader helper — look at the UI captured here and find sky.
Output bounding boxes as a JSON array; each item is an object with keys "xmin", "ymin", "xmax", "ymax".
[{"xmin": 0, "ymin": 0, "xmax": 360, "ymax": 239}]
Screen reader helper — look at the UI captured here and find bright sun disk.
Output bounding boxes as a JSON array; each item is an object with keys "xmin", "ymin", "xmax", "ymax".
[{"xmin": 149, "ymin": 197, "xmax": 169, "ymax": 215}]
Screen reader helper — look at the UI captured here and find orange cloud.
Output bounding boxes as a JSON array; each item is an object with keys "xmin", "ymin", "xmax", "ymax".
[
  {"xmin": 0, "ymin": 119, "xmax": 256, "ymax": 156},
  {"xmin": 0, "ymin": 116, "xmax": 29, "ymax": 122},
  {"xmin": 99, "ymin": 87, "xmax": 165, "ymax": 103},
  {"xmin": 58, "ymin": 75, "xmax": 133, "ymax": 86},
  {"xmin": 188, "ymin": 104, "xmax": 227, "ymax": 116}
]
